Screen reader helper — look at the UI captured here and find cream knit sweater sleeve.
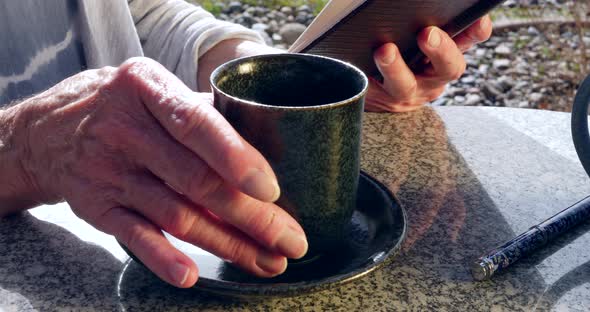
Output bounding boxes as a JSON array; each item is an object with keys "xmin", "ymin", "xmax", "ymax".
[{"xmin": 127, "ymin": 0, "xmax": 264, "ymax": 90}]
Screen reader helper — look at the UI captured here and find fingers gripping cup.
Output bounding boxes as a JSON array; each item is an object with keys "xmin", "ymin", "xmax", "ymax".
[{"xmin": 211, "ymin": 54, "xmax": 368, "ymax": 259}]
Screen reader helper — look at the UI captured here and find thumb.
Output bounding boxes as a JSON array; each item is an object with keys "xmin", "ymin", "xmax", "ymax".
[{"xmin": 373, "ymin": 43, "xmax": 418, "ymax": 101}]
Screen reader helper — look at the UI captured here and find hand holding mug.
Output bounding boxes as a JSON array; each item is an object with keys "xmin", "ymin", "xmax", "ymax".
[{"xmin": 1, "ymin": 57, "xmax": 308, "ymax": 288}]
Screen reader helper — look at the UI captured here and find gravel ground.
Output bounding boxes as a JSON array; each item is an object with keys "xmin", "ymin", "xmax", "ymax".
[
  {"xmin": 437, "ymin": 24, "xmax": 589, "ymax": 112},
  {"xmin": 199, "ymin": 0, "xmax": 589, "ymax": 112}
]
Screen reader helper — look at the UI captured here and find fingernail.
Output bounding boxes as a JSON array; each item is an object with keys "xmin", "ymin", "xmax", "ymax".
[
  {"xmin": 378, "ymin": 45, "xmax": 396, "ymax": 65},
  {"xmin": 242, "ymin": 169, "xmax": 281, "ymax": 202},
  {"xmin": 256, "ymin": 251, "xmax": 287, "ymax": 276},
  {"xmin": 480, "ymin": 16, "xmax": 491, "ymax": 31},
  {"xmin": 428, "ymin": 28, "xmax": 442, "ymax": 48},
  {"xmin": 276, "ymin": 227, "xmax": 308, "ymax": 259},
  {"xmin": 169, "ymin": 262, "xmax": 190, "ymax": 286}
]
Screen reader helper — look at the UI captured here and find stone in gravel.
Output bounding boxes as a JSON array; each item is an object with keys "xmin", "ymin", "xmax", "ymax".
[
  {"xmin": 492, "ymin": 80, "xmax": 506, "ymax": 91},
  {"xmin": 529, "ymin": 92, "xmax": 543, "ymax": 102},
  {"xmin": 493, "ymin": 59, "xmax": 511, "ymax": 70},
  {"xmin": 478, "ymin": 64, "xmax": 489, "ymax": 75},
  {"xmin": 505, "ymin": 91, "xmax": 518, "ymax": 100},
  {"xmin": 454, "ymin": 95, "xmax": 466, "ymax": 103},
  {"xmin": 475, "ymin": 48, "xmax": 487, "ymax": 58},
  {"xmin": 239, "ymin": 12, "xmax": 256, "ymax": 27},
  {"xmin": 514, "ymin": 61, "xmax": 529, "ymax": 72},
  {"xmin": 465, "ymin": 94, "xmax": 482, "ymax": 106},
  {"xmin": 518, "ymin": 101, "xmax": 530, "ymax": 108},
  {"xmin": 296, "ymin": 12, "xmax": 308, "ymax": 24},
  {"xmin": 464, "ymin": 55, "xmax": 478, "ymax": 67},
  {"xmin": 279, "ymin": 23, "xmax": 307, "ymax": 45},
  {"xmin": 274, "ymin": 11, "xmax": 287, "ymax": 23},
  {"xmin": 494, "ymin": 44, "xmax": 512, "ymax": 56},
  {"xmin": 446, "ymin": 86, "xmax": 466, "ymax": 96},
  {"xmin": 503, "ymin": 0, "xmax": 517, "ymax": 7},
  {"xmin": 482, "ymin": 82, "xmax": 503, "ymax": 99},
  {"xmin": 280, "ymin": 6, "xmax": 293, "ymax": 15},
  {"xmin": 297, "ymin": 5, "xmax": 312, "ymax": 13},
  {"xmin": 272, "ymin": 33, "xmax": 283, "ymax": 44},
  {"xmin": 467, "ymin": 87, "xmax": 481, "ymax": 94},
  {"xmin": 562, "ymin": 31, "xmax": 574, "ymax": 39},
  {"xmin": 487, "ymin": 37, "xmax": 501, "ymax": 46},
  {"xmin": 460, "ymin": 76, "xmax": 476, "ymax": 84},
  {"xmin": 268, "ymin": 20, "xmax": 279, "ymax": 33},
  {"xmin": 227, "ymin": 1, "xmax": 243, "ymax": 14},
  {"xmin": 252, "ymin": 23, "xmax": 269, "ymax": 33},
  {"xmin": 497, "ymin": 76, "xmax": 515, "ymax": 91},
  {"xmin": 309, "ymin": 12, "xmax": 316, "ymax": 21},
  {"xmin": 254, "ymin": 7, "xmax": 266, "ymax": 17},
  {"xmin": 464, "ymin": 67, "xmax": 477, "ymax": 76},
  {"xmin": 514, "ymin": 81, "xmax": 529, "ymax": 91},
  {"xmin": 527, "ymin": 26, "xmax": 540, "ymax": 35},
  {"xmin": 529, "ymin": 36, "xmax": 543, "ymax": 46}
]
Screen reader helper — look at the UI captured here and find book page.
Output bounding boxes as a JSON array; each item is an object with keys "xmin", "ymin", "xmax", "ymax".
[{"xmin": 288, "ymin": 0, "xmax": 366, "ymax": 52}]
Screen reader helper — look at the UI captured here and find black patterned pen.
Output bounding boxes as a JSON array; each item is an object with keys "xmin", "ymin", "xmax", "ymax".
[{"xmin": 471, "ymin": 196, "xmax": 590, "ymax": 281}]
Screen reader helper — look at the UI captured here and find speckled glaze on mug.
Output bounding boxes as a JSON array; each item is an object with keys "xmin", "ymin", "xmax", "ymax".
[{"xmin": 210, "ymin": 53, "xmax": 368, "ymax": 254}]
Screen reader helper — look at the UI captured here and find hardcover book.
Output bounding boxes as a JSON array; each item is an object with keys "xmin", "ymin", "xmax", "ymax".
[{"xmin": 288, "ymin": 0, "xmax": 506, "ymax": 76}]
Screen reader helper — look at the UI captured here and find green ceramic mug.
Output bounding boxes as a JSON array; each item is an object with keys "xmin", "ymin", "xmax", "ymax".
[{"xmin": 210, "ymin": 53, "xmax": 369, "ymax": 256}]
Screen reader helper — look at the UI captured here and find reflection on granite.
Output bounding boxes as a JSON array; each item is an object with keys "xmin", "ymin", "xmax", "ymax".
[{"xmin": 1, "ymin": 107, "xmax": 590, "ymax": 311}]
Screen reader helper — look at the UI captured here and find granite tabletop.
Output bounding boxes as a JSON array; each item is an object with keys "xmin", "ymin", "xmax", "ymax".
[{"xmin": 2, "ymin": 106, "xmax": 590, "ymax": 311}]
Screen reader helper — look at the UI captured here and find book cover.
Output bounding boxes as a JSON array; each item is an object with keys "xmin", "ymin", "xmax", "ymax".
[{"xmin": 289, "ymin": 0, "xmax": 506, "ymax": 76}]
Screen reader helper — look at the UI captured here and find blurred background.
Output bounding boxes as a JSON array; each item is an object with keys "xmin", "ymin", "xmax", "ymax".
[{"xmin": 190, "ymin": 0, "xmax": 589, "ymax": 112}]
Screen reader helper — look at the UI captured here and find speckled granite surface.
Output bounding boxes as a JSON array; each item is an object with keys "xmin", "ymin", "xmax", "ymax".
[{"xmin": 2, "ymin": 107, "xmax": 590, "ymax": 311}]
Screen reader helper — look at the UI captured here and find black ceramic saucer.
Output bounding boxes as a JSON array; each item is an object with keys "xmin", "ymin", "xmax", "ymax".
[{"xmin": 120, "ymin": 171, "xmax": 406, "ymax": 298}]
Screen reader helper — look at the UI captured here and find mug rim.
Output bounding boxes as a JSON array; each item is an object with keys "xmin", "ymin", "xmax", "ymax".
[{"xmin": 209, "ymin": 53, "xmax": 369, "ymax": 111}]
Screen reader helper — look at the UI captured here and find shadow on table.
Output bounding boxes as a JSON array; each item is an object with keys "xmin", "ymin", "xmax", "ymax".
[
  {"xmin": 1, "ymin": 107, "xmax": 588, "ymax": 311},
  {"xmin": 0, "ymin": 212, "xmax": 122, "ymax": 310},
  {"xmin": 534, "ymin": 259, "xmax": 590, "ymax": 308}
]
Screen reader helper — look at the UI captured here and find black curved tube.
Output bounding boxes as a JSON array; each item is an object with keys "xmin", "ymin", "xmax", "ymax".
[{"xmin": 572, "ymin": 74, "xmax": 590, "ymax": 179}]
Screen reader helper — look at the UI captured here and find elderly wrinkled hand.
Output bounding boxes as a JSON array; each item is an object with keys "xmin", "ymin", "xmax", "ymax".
[
  {"xmin": 367, "ymin": 15, "xmax": 493, "ymax": 112},
  {"xmin": 7, "ymin": 57, "xmax": 308, "ymax": 288}
]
